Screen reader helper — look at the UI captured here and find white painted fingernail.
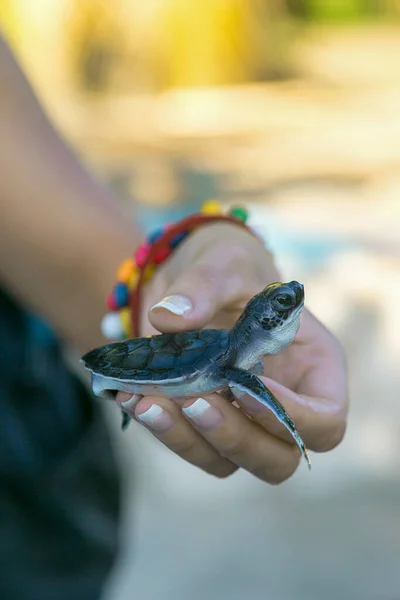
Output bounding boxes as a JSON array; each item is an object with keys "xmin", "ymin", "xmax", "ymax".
[
  {"xmin": 150, "ymin": 294, "xmax": 192, "ymax": 316},
  {"xmin": 120, "ymin": 394, "xmax": 142, "ymax": 411},
  {"xmin": 183, "ymin": 398, "xmax": 224, "ymax": 430},
  {"xmin": 183, "ymin": 397, "xmax": 211, "ymax": 417},
  {"xmin": 137, "ymin": 404, "xmax": 173, "ymax": 432}
]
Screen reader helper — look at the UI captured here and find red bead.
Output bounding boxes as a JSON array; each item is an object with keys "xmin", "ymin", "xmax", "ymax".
[
  {"xmin": 107, "ymin": 293, "xmax": 119, "ymax": 311},
  {"xmin": 135, "ymin": 243, "xmax": 151, "ymax": 268},
  {"xmin": 153, "ymin": 246, "xmax": 172, "ymax": 265}
]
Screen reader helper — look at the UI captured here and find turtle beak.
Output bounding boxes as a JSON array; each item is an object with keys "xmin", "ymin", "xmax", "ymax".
[{"xmin": 287, "ymin": 281, "xmax": 304, "ymax": 304}]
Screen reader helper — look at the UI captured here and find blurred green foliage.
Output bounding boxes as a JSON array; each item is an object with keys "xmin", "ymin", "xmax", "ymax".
[{"xmin": 303, "ymin": 0, "xmax": 400, "ymax": 22}]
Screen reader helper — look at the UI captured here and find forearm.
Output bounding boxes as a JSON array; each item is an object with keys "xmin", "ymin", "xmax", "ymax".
[{"xmin": 0, "ymin": 35, "xmax": 141, "ymax": 352}]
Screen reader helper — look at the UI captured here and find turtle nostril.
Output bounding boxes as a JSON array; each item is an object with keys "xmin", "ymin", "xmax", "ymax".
[
  {"xmin": 288, "ymin": 281, "xmax": 304, "ymax": 302},
  {"xmin": 295, "ymin": 284, "xmax": 304, "ymax": 303}
]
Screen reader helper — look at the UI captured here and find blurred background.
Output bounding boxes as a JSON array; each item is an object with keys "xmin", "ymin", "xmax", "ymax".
[{"xmin": 2, "ymin": 1, "xmax": 400, "ymax": 599}]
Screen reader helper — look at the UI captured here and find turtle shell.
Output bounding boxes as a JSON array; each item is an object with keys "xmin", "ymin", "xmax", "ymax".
[{"xmin": 81, "ymin": 329, "xmax": 230, "ymax": 383}]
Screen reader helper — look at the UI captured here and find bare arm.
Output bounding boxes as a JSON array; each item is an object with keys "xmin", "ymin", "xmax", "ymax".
[{"xmin": 0, "ymin": 34, "xmax": 141, "ymax": 352}]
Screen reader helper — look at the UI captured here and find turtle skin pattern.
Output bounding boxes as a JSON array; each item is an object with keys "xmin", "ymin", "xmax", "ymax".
[{"xmin": 81, "ymin": 329, "xmax": 230, "ymax": 382}]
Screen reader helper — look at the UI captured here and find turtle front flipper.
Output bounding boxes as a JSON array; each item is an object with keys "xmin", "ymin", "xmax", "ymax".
[
  {"xmin": 228, "ymin": 360, "xmax": 264, "ymax": 402},
  {"xmin": 218, "ymin": 366, "xmax": 311, "ymax": 469},
  {"xmin": 221, "ymin": 361, "xmax": 264, "ymax": 402}
]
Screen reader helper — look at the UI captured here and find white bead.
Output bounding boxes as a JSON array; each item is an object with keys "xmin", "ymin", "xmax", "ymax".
[{"xmin": 101, "ymin": 312, "xmax": 124, "ymax": 340}]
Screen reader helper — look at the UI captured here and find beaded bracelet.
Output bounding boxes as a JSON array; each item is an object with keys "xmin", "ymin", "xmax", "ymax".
[{"xmin": 101, "ymin": 200, "xmax": 257, "ymax": 341}]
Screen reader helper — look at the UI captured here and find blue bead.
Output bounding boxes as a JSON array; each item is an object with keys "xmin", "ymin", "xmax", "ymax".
[
  {"xmin": 170, "ymin": 232, "xmax": 188, "ymax": 249},
  {"xmin": 148, "ymin": 228, "xmax": 165, "ymax": 245},
  {"xmin": 115, "ymin": 283, "xmax": 129, "ymax": 308}
]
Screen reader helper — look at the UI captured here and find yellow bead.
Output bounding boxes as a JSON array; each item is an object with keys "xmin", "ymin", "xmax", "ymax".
[
  {"xmin": 117, "ymin": 259, "xmax": 135, "ymax": 284},
  {"xmin": 127, "ymin": 268, "xmax": 140, "ymax": 290},
  {"xmin": 119, "ymin": 307, "xmax": 133, "ymax": 338},
  {"xmin": 143, "ymin": 264, "xmax": 157, "ymax": 283},
  {"xmin": 201, "ymin": 199, "xmax": 223, "ymax": 216}
]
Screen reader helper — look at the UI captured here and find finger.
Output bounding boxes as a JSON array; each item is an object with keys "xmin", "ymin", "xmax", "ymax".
[
  {"xmin": 148, "ymin": 230, "xmax": 262, "ymax": 333},
  {"xmin": 237, "ymin": 363, "xmax": 348, "ymax": 453},
  {"xmin": 117, "ymin": 392, "xmax": 238, "ymax": 479},
  {"xmin": 235, "ymin": 310, "xmax": 348, "ymax": 453},
  {"xmin": 292, "ymin": 315, "xmax": 348, "ymax": 450},
  {"xmin": 181, "ymin": 394, "xmax": 301, "ymax": 484}
]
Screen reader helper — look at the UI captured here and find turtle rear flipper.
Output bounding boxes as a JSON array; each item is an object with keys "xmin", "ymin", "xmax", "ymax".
[
  {"xmin": 121, "ymin": 411, "xmax": 132, "ymax": 430},
  {"xmin": 218, "ymin": 366, "xmax": 311, "ymax": 469}
]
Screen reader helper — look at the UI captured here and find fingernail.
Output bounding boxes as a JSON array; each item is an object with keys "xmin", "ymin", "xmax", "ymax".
[
  {"xmin": 120, "ymin": 393, "xmax": 141, "ymax": 411},
  {"xmin": 150, "ymin": 294, "xmax": 192, "ymax": 316},
  {"xmin": 137, "ymin": 405, "xmax": 174, "ymax": 432},
  {"xmin": 182, "ymin": 398, "xmax": 223, "ymax": 430}
]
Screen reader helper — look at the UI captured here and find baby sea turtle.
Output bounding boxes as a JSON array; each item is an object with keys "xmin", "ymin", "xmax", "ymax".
[{"xmin": 81, "ymin": 281, "xmax": 310, "ymax": 468}]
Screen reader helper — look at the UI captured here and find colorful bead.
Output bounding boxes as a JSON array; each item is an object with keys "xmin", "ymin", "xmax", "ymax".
[
  {"xmin": 127, "ymin": 268, "xmax": 140, "ymax": 290},
  {"xmin": 143, "ymin": 264, "xmax": 157, "ymax": 283},
  {"xmin": 101, "ymin": 312, "xmax": 124, "ymax": 340},
  {"xmin": 114, "ymin": 282, "xmax": 129, "ymax": 308},
  {"xmin": 153, "ymin": 246, "xmax": 172, "ymax": 265},
  {"xmin": 135, "ymin": 243, "xmax": 151, "ymax": 268},
  {"xmin": 229, "ymin": 206, "xmax": 248, "ymax": 222},
  {"xmin": 107, "ymin": 293, "xmax": 119, "ymax": 312},
  {"xmin": 147, "ymin": 228, "xmax": 165, "ymax": 245},
  {"xmin": 119, "ymin": 307, "xmax": 133, "ymax": 337},
  {"xmin": 202, "ymin": 199, "xmax": 223, "ymax": 215},
  {"xmin": 116, "ymin": 258, "xmax": 135, "ymax": 283},
  {"xmin": 170, "ymin": 231, "xmax": 188, "ymax": 249}
]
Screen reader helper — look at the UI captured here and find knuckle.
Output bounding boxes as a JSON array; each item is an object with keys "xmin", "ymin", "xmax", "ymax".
[
  {"xmin": 165, "ymin": 429, "xmax": 238, "ymax": 479},
  {"xmin": 208, "ymin": 461, "xmax": 238, "ymax": 479},
  {"xmin": 316, "ymin": 419, "xmax": 348, "ymax": 453},
  {"xmin": 257, "ymin": 449, "xmax": 300, "ymax": 485},
  {"xmin": 219, "ymin": 427, "xmax": 250, "ymax": 458},
  {"xmin": 194, "ymin": 264, "xmax": 221, "ymax": 292},
  {"xmin": 169, "ymin": 434, "xmax": 198, "ymax": 457}
]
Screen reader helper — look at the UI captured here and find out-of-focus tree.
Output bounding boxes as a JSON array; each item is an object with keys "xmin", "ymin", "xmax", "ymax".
[
  {"xmin": 302, "ymin": 0, "xmax": 400, "ymax": 21},
  {"xmin": 4, "ymin": 0, "xmax": 400, "ymax": 99},
  {"xmin": 62, "ymin": 0, "xmax": 298, "ymax": 93},
  {"xmin": 0, "ymin": 0, "xmax": 20, "ymax": 46},
  {"xmin": 64, "ymin": 0, "xmax": 130, "ymax": 94},
  {"xmin": 0, "ymin": 0, "xmax": 70, "ymax": 102},
  {"xmin": 141, "ymin": 0, "xmax": 296, "ymax": 87}
]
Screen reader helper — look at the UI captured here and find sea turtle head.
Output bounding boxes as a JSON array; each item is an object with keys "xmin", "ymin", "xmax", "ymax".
[{"xmin": 234, "ymin": 281, "xmax": 305, "ymax": 355}]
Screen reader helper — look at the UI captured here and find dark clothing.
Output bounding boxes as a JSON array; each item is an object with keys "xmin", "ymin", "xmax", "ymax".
[{"xmin": 0, "ymin": 288, "xmax": 121, "ymax": 600}]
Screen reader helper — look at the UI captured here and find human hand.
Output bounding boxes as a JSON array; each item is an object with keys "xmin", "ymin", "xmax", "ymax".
[{"xmin": 117, "ymin": 222, "xmax": 348, "ymax": 484}]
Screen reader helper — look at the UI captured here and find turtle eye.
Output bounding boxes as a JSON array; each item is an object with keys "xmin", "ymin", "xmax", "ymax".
[{"xmin": 273, "ymin": 293, "xmax": 296, "ymax": 311}]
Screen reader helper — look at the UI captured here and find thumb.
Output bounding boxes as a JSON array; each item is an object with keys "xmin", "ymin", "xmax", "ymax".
[{"xmin": 148, "ymin": 251, "xmax": 260, "ymax": 333}]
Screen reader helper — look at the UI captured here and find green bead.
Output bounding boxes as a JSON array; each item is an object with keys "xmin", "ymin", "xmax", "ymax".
[{"xmin": 230, "ymin": 206, "xmax": 248, "ymax": 222}]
